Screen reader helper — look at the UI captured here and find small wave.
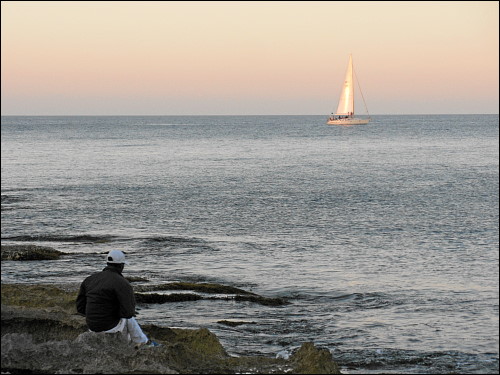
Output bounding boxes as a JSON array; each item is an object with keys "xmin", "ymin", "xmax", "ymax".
[
  {"xmin": 1, "ymin": 234, "xmax": 118, "ymax": 243},
  {"xmin": 333, "ymin": 348, "xmax": 499, "ymax": 374},
  {"xmin": 113, "ymin": 143, "xmax": 151, "ymax": 148},
  {"xmin": 302, "ymin": 291, "xmax": 405, "ymax": 313},
  {"xmin": 353, "ymin": 292, "xmax": 399, "ymax": 309},
  {"xmin": 1, "ymin": 194, "xmax": 28, "ymax": 204},
  {"xmin": 330, "ymin": 293, "xmax": 361, "ymax": 301},
  {"xmin": 1, "ymin": 193, "xmax": 32, "ymax": 211},
  {"xmin": 144, "ymin": 123, "xmax": 192, "ymax": 126},
  {"xmin": 148, "ymin": 236, "xmax": 199, "ymax": 243},
  {"xmin": 142, "ymin": 235, "xmax": 208, "ymax": 246},
  {"xmin": 1, "ymin": 233, "xmax": 219, "ymax": 251},
  {"xmin": 138, "ymin": 236, "xmax": 219, "ymax": 254}
]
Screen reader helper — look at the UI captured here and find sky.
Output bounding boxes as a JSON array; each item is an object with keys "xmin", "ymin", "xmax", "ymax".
[{"xmin": 1, "ymin": 1, "xmax": 499, "ymax": 115}]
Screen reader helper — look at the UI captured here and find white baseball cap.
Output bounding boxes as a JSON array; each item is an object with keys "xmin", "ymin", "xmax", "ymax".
[{"xmin": 106, "ymin": 250, "xmax": 129, "ymax": 264}]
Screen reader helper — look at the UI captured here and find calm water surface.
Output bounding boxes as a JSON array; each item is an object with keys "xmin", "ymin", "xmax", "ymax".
[{"xmin": 1, "ymin": 115, "xmax": 498, "ymax": 373}]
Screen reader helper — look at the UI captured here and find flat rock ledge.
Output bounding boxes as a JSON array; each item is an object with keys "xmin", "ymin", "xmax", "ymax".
[
  {"xmin": 1, "ymin": 244, "xmax": 66, "ymax": 261},
  {"xmin": 1, "ymin": 283, "xmax": 341, "ymax": 374}
]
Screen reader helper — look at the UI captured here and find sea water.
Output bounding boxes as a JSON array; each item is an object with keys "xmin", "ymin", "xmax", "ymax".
[{"xmin": 1, "ymin": 115, "xmax": 498, "ymax": 373}]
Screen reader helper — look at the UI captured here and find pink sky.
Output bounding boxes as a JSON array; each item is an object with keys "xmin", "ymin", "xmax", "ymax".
[{"xmin": 1, "ymin": 1, "xmax": 498, "ymax": 115}]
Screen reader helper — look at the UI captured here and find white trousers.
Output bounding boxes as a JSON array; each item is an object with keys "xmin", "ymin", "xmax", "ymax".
[{"xmin": 101, "ymin": 317, "xmax": 148, "ymax": 344}]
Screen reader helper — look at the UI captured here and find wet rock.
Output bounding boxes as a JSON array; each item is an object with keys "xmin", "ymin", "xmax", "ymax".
[
  {"xmin": 1, "ymin": 244, "xmax": 65, "ymax": 261},
  {"xmin": 290, "ymin": 342, "xmax": 341, "ymax": 374}
]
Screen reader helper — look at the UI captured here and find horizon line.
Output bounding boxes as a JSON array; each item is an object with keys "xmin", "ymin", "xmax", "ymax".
[{"xmin": 1, "ymin": 113, "xmax": 499, "ymax": 117}]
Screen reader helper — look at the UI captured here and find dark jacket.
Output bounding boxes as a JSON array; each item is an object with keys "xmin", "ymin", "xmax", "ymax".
[{"xmin": 76, "ymin": 265, "xmax": 136, "ymax": 332}]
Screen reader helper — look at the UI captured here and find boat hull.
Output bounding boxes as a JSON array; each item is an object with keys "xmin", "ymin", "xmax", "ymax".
[{"xmin": 327, "ymin": 118, "xmax": 370, "ymax": 125}]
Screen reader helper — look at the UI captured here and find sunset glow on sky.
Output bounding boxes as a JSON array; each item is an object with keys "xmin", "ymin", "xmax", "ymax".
[{"xmin": 1, "ymin": 1, "xmax": 498, "ymax": 115}]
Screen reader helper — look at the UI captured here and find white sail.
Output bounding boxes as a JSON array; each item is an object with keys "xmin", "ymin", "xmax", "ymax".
[
  {"xmin": 335, "ymin": 55, "xmax": 354, "ymax": 116},
  {"xmin": 327, "ymin": 54, "xmax": 370, "ymax": 126}
]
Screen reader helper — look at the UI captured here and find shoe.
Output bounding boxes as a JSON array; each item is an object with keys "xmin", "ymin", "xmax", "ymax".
[
  {"xmin": 135, "ymin": 339, "xmax": 161, "ymax": 349},
  {"xmin": 146, "ymin": 340, "xmax": 161, "ymax": 347}
]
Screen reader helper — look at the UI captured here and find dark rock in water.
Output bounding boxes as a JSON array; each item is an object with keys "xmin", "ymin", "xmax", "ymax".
[
  {"xmin": 135, "ymin": 282, "xmax": 289, "ymax": 306},
  {"xmin": 135, "ymin": 292, "xmax": 203, "ymax": 303},
  {"xmin": 1, "ymin": 283, "xmax": 342, "ymax": 374},
  {"xmin": 135, "ymin": 291, "xmax": 289, "ymax": 307},
  {"xmin": 234, "ymin": 294, "xmax": 289, "ymax": 306},
  {"xmin": 1, "ymin": 244, "xmax": 65, "ymax": 261},
  {"xmin": 125, "ymin": 276, "xmax": 149, "ymax": 283},
  {"xmin": 136, "ymin": 281, "xmax": 258, "ymax": 295},
  {"xmin": 217, "ymin": 320, "xmax": 256, "ymax": 327}
]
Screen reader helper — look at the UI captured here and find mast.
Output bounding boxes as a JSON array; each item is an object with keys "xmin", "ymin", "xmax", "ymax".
[{"xmin": 351, "ymin": 55, "xmax": 354, "ymax": 117}]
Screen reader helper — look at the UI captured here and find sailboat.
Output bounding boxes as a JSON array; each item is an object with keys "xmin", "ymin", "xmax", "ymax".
[{"xmin": 327, "ymin": 55, "xmax": 370, "ymax": 125}]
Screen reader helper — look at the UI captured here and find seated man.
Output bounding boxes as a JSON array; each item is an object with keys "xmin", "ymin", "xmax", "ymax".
[{"xmin": 76, "ymin": 250, "xmax": 158, "ymax": 347}]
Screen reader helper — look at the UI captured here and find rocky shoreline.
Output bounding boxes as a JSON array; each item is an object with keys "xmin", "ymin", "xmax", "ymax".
[{"xmin": 1, "ymin": 245, "xmax": 341, "ymax": 374}]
